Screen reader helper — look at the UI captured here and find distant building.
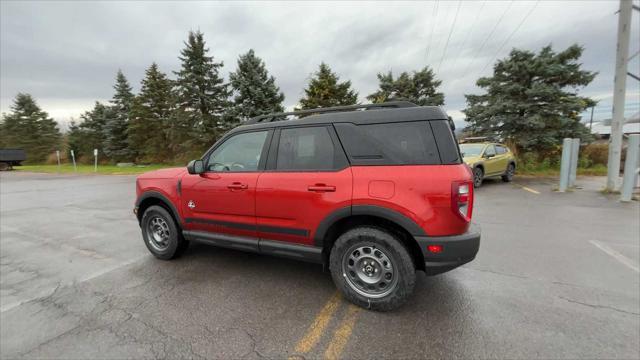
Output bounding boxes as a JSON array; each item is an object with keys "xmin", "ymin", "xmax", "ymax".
[{"xmin": 590, "ymin": 112, "xmax": 640, "ymax": 138}]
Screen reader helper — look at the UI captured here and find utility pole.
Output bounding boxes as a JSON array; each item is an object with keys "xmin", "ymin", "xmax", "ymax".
[
  {"xmin": 589, "ymin": 106, "xmax": 595, "ymax": 131},
  {"xmin": 606, "ymin": 0, "xmax": 633, "ymax": 191}
]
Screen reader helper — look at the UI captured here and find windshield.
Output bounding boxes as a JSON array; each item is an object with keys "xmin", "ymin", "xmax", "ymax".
[{"xmin": 459, "ymin": 144, "xmax": 485, "ymax": 157}]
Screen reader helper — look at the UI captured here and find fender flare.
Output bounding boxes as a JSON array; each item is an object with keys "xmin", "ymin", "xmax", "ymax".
[
  {"xmin": 135, "ymin": 191, "xmax": 183, "ymax": 226},
  {"xmin": 313, "ymin": 205, "xmax": 427, "ymax": 247}
]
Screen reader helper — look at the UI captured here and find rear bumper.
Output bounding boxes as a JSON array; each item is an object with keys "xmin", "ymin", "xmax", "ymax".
[{"xmin": 415, "ymin": 224, "xmax": 481, "ymax": 275}]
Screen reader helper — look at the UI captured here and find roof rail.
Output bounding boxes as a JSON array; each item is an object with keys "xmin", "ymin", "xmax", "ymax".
[{"xmin": 245, "ymin": 101, "xmax": 418, "ymax": 124}]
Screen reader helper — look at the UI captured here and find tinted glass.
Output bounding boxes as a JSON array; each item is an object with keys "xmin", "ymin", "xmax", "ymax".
[
  {"xmin": 207, "ymin": 131, "xmax": 268, "ymax": 171},
  {"xmin": 496, "ymin": 145, "xmax": 507, "ymax": 154},
  {"xmin": 484, "ymin": 145, "xmax": 496, "ymax": 156},
  {"xmin": 276, "ymin": 126, "xmax": 342, "ymax": 170},
  {"xmin": 430, "ymin": 120, "xmax": 461, "ymax": 164},
  {"xmin": 335, "ymin": 121, "xmax": 441, "ymax": 165}
]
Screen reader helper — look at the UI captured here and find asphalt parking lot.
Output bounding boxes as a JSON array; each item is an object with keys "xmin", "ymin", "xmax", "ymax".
[{"xmin": 1, "ymin": 171, "xmax": 639, "ymax": 359}]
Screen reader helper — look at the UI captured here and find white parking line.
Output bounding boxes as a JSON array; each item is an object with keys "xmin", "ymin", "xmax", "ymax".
[{"xmin": 590, "ymin": 240, "xmax": 639, "ymax": 273}]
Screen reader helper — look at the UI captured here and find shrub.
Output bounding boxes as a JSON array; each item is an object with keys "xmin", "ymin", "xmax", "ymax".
[{"xmin": 581, "ymin": 143, "xmax": 608, "ymax": 167}]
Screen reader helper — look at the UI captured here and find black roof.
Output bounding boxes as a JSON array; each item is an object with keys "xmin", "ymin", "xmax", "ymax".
[{"xmin": 229, "ymin": 101, "xmax": 449, "ymax": 135}]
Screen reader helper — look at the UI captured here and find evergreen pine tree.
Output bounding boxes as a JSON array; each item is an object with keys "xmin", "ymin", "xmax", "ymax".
[
  {"xmin": 174, "ymin": 30, "xmax": 230, "ymax": 150},
  {"xmin": 229, "ymin": 49, "xmax": 285, "ymax": 122},
  {"xmin": 129, "ymin": 63, "xmax": 175, "ymax": 163},
  {"xmin": 67, "ymin": 102, "xmax": 112, "ymax": 161},
  {"xmin": 464, "ymin": 44, "xmax": 596, "ymax": 153},
  {"xmin": 0, "ymin": 93, "xmax": 61, "ymax": 163},
  {"xmin": 103, "ymin": 70, "xmax": 135, "ymax": 162},
  {"xmin": 298, "ymin": 63, "xmax": 358, "ymax": 110},
  {"xmin": 367, "ymin": 66, "xmax": 444, "ymax": 106}
]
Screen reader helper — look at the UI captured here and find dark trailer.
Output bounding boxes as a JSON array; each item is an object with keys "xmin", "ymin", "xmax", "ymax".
[{"xmin": 0, "ymin": 149, "xmax": 26, "ymax": 170}]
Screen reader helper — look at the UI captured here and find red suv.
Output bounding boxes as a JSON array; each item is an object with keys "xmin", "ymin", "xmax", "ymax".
[{"xmin": 134, "ymin": 102, "xmax": 480, "ymax": 311}]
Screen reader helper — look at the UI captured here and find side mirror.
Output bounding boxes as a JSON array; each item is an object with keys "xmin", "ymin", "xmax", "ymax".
[
  {"xmin": 484, "ymin": 153, "xmax": 495, "ymax": 159},
  {"xmin": 187, "ymin": 159, "xmax": 204, "ymax": 175}
]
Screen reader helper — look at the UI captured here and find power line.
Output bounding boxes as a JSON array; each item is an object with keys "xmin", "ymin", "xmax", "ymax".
[
  {"xmin": 425, "ymin": 0, "xmax": 439, "ymax": 65},
  {"xmin": 437, "ymin": 0, "xmax": 462, "ymax": 74},
  {"xmin": 480, "ymin": 0, "xmax": 540, "ymax": 73},
  {"xmin": 461, "ymin": 1, "xmax": 514, "ymax": 76},
  {"xmin": 450, "ymin": 0, "xmax": 486, "ymax": 71}
]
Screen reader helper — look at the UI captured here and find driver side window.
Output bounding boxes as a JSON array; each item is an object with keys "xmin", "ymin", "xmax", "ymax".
[{"xmin": 207, "ymin": 131, "xmax": 268, "ymax": 172}]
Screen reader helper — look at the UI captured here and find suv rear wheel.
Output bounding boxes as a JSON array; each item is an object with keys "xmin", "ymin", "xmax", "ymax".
[
  {"xmin": 501, "ymin": 163, "xmax": 515, "ymax": 182},
  {"xmin": 329, "ymin": 226, "xmax": 415, "ymax": 311},
  {"xmin": 473, "ymin": 167, "xmax": 484, "ymax": 188},
  {"xmin": 141, "ymin": 205, "xmax": 189, "ymax": 260}
]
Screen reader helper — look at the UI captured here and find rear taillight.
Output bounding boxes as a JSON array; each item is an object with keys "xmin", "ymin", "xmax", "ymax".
[{"xmin": 451, "ymin": 180, "xmax": 474, "ymax": 222}]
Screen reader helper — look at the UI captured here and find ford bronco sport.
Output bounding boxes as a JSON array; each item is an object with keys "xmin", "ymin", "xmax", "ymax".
[{"xmin": 134, "ymin": 101, "xmax": 480, "ymax": 311}]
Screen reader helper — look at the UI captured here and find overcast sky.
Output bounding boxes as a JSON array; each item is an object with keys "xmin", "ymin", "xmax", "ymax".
[{"xmin": 1, "ymin": 0, "xmax": 639, "ymax": 129}]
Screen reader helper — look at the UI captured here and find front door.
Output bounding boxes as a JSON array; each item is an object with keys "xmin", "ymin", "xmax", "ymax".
[
  {"xmin": 256, "ymin": 126, "xmax": 352, "ymax": 246},
  {"xmin": 181, "ymin": 130, "xmax": 271, "ymax": 239}
]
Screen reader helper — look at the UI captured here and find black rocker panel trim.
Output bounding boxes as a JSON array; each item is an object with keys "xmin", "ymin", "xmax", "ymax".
[
  {"xmin": 313, "ymin": 205, "xmax": 427, "ymax": 247},
  {"xmin": 183, "ymin": 230, "xmax": 259, "ymax": 253},
  {"xmin": 184, "ymin": 217, "xmax": 309, "ymax": 237},
  {"xmin": 182, "ymin": 231, "xmax": 322, "ymax": 263}
]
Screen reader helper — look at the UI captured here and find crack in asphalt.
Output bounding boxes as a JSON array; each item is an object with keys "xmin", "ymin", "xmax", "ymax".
[{"xmin": 558, "ymin": 296, "xmax": 640, "ymax": 316}]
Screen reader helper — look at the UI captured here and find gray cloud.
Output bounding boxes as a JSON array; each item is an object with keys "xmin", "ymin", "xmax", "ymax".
[{"xmin": 1, "ymin": 0, "xmax": 639, "ymax": 128}]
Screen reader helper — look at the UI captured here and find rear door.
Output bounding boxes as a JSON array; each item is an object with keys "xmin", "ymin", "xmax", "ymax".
[
  {"xmin": 181, "ymin": 130, "xmax": 271, "ymax": 241},
  {"xmin": 482, "ymin": 144, "xmax": 501, "ymax": 175},
  {"xmin": 255, "ymin": 125, "xmax": 352, "ymax": 246},
  {"xmin": 494, "ymin": 145, "xmax": 511, "ymax": 173}
]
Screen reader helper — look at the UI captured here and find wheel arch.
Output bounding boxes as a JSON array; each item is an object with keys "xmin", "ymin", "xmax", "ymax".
[
  {"xmin": 315, "ymin": 206, "xmax": 427, "ymax": 271},
  {"xmin": 136, "ymin": 191, "xmax": 183, "ymax": 229}
]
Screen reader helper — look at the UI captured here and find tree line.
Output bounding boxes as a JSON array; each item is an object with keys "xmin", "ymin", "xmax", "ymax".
[{"xmin": 0, "ymin": 30, "xmax": 596, "ymax": 164}]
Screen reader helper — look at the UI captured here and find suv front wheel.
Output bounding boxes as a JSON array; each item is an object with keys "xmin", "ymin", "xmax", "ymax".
[
  {"xmin": 141, "ymin": 205, "xmax": 189, "ymax": 260},
  {"xmin": 329, "ymin": 226, "xmax": 416, "ymax": 311}
]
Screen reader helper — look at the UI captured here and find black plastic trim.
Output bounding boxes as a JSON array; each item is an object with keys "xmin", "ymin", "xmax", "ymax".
[
  {"xmin": 135, "ymin": 191, "xmax": 183, "ymax": 226},
  {"xmin": 259, "ymin": 239, "xmax": 322, "ymax": 263},
  {"xmin": 313, "ymin": 206, "xmax": 351, "ymax": 247},
  {"xmin": 415, "ymin": 224, "xmax": 481, "ymax": 275},
  {"xmin": 183, "ymin": 230, "xmax": 259, "ymax": 253},
  {"xmin": 352, "ymin": 205, "xmax": 427, "ymax": 236},
  {"xmin": 313, "ymin": 205, "xmax": 427, "ymax": 247},
  {"xmin": 182, "ymin": 230, "xmax": 322, "ymax": 263},
  {"xmin": 184, "ymin": 217, "xmax": 308, "ymax": 237}
]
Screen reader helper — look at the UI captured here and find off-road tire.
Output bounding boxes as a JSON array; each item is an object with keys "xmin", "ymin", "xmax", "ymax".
[
  {"xmin": 501, "ymin": 163, "xmax": 515, "ymax": 182},
  {"xmin": 329, "ymin": 226, "xmax": 416, "ymax": 311},
  {"xmin": 473, "ymin": 167, "xmax": 484, "ymax": 188},
  {"xmin": 141, "ymin": 205, "xmax": 189, "ymax": 260}
]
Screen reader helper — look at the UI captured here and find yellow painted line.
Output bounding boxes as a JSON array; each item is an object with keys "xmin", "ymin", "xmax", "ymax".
[
  {"xmin": 294, "ymin": 292, "xmax": 341, "ymax": 354},
  {"xmin": 519, "ymin": 185, "xmax": 540, "ymax": 194},
  {"xmin": 324, "ymin": 304, "xmax": 361, "ymax": 360}
]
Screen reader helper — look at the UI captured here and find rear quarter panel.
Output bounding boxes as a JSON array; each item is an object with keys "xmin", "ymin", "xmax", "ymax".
[{"xmin": 351, "ymin": 165, "xmax": 472, "ymax": 236}]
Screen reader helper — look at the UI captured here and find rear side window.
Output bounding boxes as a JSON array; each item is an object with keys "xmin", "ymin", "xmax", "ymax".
[
  {"xmin": 276, "ymin": 126, "xmax": 346, "ymax": 170},
  {"xmin": 334, "ymin": 121, "xmax": 440, "ymax": 165},
  {"xmin": 430, "ymin": 120, "xmax": 461, "ymax": 164},
  {"xmin": 496, "ymin": 145, "xmax": 507, "ymax": 154}
]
